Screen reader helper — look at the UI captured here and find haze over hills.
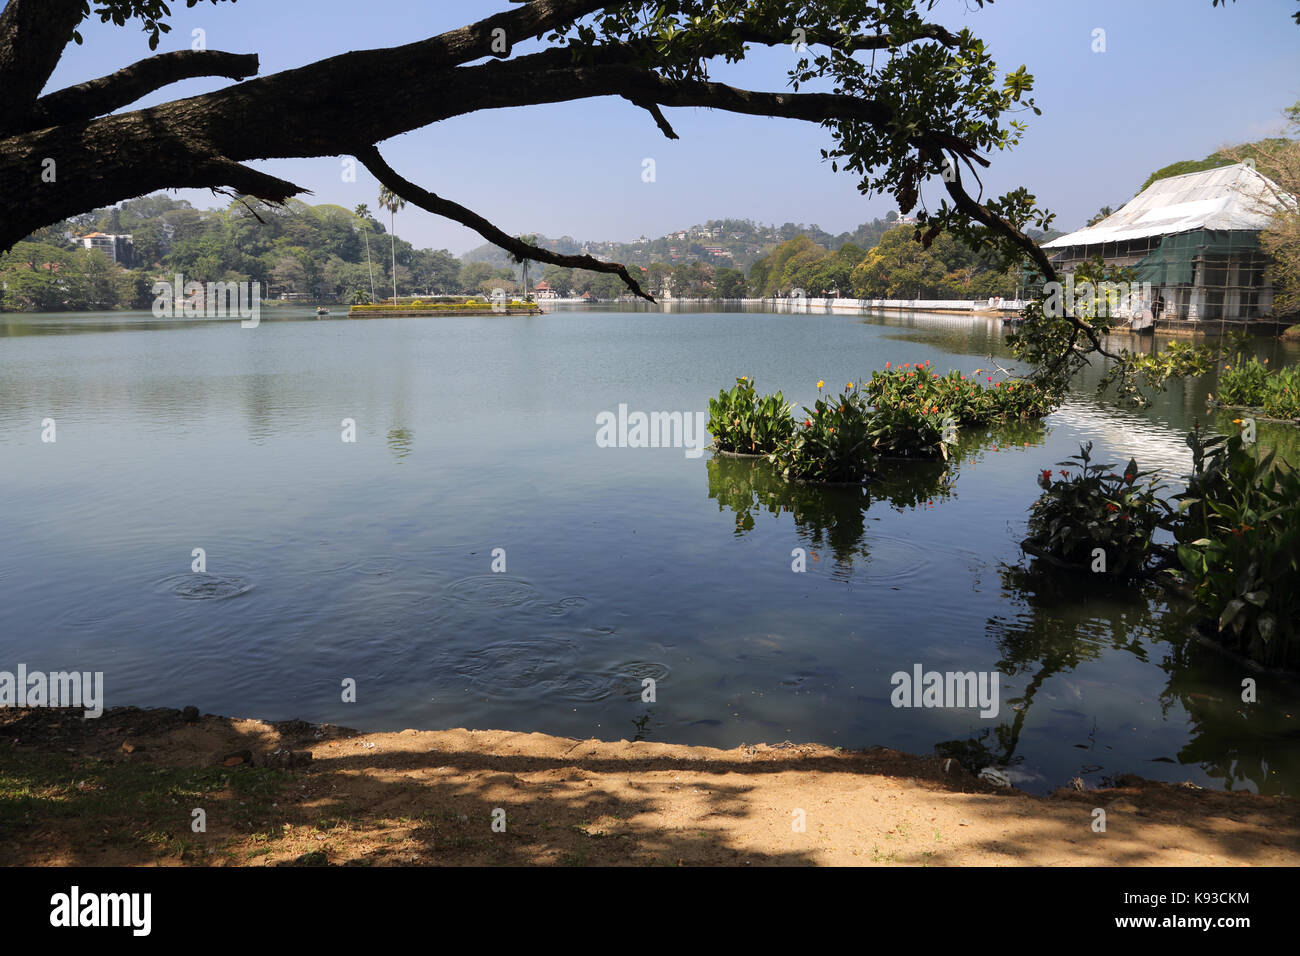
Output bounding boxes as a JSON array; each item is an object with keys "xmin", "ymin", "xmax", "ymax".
[{"xmin": 460, "ymin": 217, "xmax": 905, "ymax": 273}]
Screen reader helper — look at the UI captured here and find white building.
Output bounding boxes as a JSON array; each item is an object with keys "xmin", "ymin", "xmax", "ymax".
[{"xmin": 1042, "ymin": 163, "xmax": 1291, "ymax": 322}]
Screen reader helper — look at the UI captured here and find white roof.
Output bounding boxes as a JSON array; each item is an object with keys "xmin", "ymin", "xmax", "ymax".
[{"xmin": 1043, "ymin": 163, "xmax": 1288, "ymax": 249}]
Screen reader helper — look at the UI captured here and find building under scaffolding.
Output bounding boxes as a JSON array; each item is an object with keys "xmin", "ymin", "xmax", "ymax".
[{"xmin": 1042, "ymin": 163, "xmax": 1290, "ymax": 325}]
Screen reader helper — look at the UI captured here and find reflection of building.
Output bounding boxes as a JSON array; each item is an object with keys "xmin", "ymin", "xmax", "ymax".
[
  {"xmin": 1042, "ymin": 163, "xmax": 1291, "ymax": 322},
  {"xmin": 77, "ymin": 232, "xmax": 135, "ymax": 267}
]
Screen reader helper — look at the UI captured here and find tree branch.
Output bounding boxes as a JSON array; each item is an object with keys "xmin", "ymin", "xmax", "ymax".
[
  {"xmin": 22, "ymin": 50, "xmax": 262, "ymax": 132},
  {"xmin": 623, "ymin": 95, "xmax": 679, "ymax": 139},
  {"xmin": 354, "ymin": 144, "xmax": 656, "ymax": 302},
  {"xmin": 0, "ymin": 0, "xmax": 87, "ymax": 135}
]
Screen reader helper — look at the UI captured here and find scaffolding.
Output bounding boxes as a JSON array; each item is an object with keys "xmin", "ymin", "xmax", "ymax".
[{"xmin": 1042, "ymin": 163, "xmax": 1290, "ymax": 324}]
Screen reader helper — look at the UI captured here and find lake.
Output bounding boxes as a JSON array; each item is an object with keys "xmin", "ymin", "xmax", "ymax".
[{"xmin": 2, "ymin": 303, "xmax": 1297, "ymax": 795}]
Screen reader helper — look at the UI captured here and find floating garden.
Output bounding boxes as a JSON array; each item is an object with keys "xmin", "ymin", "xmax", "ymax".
[
  {"xmin": 348, "ymin": 297, "xmax": 542, "ymax": 317},
  {"xmin": 708, "ymin": 363, "xmax": 1300, "ymax": 672},
  {"xmin": 707, "ymin": 363, "xmax": 1053, "ymax": 483},
  {"xmin": 1208, "ymin": 352, "xmax": 1300, "ymax": 422}
]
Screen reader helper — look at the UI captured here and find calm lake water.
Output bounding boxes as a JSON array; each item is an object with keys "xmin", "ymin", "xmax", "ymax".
[{"xmin": 2, "ymin": 303, "xmax": 1298, "ymax": 795}]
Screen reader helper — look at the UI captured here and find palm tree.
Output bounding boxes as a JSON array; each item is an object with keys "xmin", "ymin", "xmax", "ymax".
[
  {"xmin": 377, "ymin": 186, "xmax": 407, "ymax": 306},
  {"xmin": 353, "ymin": 203, "xmax": 376, "ymax": 304},
  {"xmin": 512, "ymin": 233, "xmax": 538, "ymax": 301}
]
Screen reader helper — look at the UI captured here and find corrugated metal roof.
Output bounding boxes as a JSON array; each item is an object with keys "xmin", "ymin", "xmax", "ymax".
[{"xmin": 1042, "ymin": 163, "xmax": 1288, "ymax": 249}]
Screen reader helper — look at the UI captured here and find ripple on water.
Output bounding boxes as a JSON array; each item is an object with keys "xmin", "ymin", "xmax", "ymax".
[
  {"xmin": 863, "ymin": 534, "xmax": 929, "ymax": 584},
  {"xmin": 158, "ymin": 572, "xmax": 254, "ymax": 601},
  {"xmin": 541, "ymin": 596, "xmax": 590, "ymax": 615},
  {"xmin": 444, "ymin": 574, "xmax": 540, "ymax": 608},
  {"xmin": 435, "ymin": 633, "xmax": 668, "ymax": 703}
]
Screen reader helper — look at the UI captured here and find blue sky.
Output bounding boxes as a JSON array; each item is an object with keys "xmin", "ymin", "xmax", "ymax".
[{"xmin": 45, "ymin": 0, "xmax": 1300, "ymax": 254}]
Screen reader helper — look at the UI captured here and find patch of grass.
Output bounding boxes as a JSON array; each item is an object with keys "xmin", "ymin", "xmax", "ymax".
[{"xmin": 0, "ymin": 744, "xmax": 290, "ymax": 859}]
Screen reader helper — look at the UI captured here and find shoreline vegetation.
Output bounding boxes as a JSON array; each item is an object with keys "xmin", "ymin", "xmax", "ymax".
[{"xmin": 2, "ymin": 706, "xmax": 1296, "ymax": 867}]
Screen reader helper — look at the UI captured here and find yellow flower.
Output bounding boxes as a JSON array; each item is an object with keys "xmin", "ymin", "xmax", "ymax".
[
  {"xmin": 846, "ymin": 383, "xmax": 854, "ymax": 390},
  {"xmin": 816, "ymin": 380, "xmax": 824, "ymax": 389}
]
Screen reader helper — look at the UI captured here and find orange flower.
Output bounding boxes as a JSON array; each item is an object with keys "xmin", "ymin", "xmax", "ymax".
[{"xmin": 817, "ymin": 380, "xmax": 824, "ymax": 389}]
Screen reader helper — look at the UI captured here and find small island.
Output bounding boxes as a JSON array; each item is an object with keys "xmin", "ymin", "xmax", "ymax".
[{"xmin": 348, "ymin": 297, "xmax": 543, "ymax": 317}]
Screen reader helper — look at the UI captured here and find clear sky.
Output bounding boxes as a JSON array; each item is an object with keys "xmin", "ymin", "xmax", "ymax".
[{"xmin": 44, "ymin": 0, "xmax": 1300, "ymax": 254}]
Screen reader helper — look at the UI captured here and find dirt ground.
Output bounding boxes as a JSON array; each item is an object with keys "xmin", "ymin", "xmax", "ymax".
[{"xmin": 2, "ymin": 706, "xmax": 1297, "ymax": 866}]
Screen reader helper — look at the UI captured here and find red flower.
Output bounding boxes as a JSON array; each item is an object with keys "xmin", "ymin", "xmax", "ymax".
[
  {"xmin": 885, "ymin": 362, "xmax": 891, "ymax": 369},
  {"xmin": 1106, "ymin": 503, "xmax": 1118, "ymax": 513}
]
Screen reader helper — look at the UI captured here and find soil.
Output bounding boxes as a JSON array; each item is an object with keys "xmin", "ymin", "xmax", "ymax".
[{"xmin": 2, "ymin": 706, "xmax": 1297, "ymax": 866}]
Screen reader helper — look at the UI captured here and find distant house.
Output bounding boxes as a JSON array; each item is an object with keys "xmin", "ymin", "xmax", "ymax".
[
  {"xmin": 1042, "ymin": 163, "xmax": 1292, "ymax": 322},
  {"xmin": 77, "ymin": 232, "xmax": 135, "ymax": 268},
  {"xmin": 532, "ymin": 280, "xmax": 559, "ymax": 299}
]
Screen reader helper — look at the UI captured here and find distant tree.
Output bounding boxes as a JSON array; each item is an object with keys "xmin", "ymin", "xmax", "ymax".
[
  {"xmin": 377, "ymin": 186, "xmax": 406, "ymax": 302},
  {"xmin": 1086, "ymin": 206, "xmax": 1114, "ymax": 226},
  {"xmin": 353, "ymin": 203, "xmax": 377, "ymax": 303}
]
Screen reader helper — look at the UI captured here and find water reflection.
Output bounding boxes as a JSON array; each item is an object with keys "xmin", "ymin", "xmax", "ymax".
[
  {"xmin": 1160, "ymin": 631, "xmax": 1300, "ymax": 795},
  {"xmin": 935, "ymin": 566, "xmax": 1159, "ymax": 782},
  {"xmin": 387, "ymin": 427, "xmax": 414, "ymax": 460},
  {"xmin": 705, "ymin": 454, "xmax": 956, "ymax": 571}
]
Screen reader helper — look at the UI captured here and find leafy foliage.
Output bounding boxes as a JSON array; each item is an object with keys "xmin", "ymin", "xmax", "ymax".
[
  {"xmin": 73, "ymin": 1, "xmax": 238, "ymax": 49},
  {"xmin": 706, "ymin": 377, "xmax": 796, "ymax": 455},
  {"xmin": 1174, "ymin": 424, "xmax": 1300, "ymax": 669},
  {"xmin": 1026, "ymin": 442, "xmax": 1169, "ymax": 579}
]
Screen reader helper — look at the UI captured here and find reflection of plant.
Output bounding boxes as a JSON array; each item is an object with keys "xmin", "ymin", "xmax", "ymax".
[
  {"xmin": 706, "ymin": 377, "xmax": 795, "ymax": 454},
  {"xmin": 1026, "ymin": 442, "xmax": 1168, "ymax": 578},
  {"xmin": 706, "ymin": 453, "xmax": 959, "ymax": 567},
  {"xmin": 1173, "ymin": 423, "xmax": 1300, "ymax": 669}
]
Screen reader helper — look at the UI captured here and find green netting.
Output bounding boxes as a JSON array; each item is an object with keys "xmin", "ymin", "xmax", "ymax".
[{"xmin": 1135, "ymin": 229, "xmax": 1261, "ymax": 286}]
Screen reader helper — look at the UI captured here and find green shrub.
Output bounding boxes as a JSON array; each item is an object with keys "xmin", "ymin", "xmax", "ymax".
[
  {"xmin": 768, "ymin": 382, "xmax": 875, "ymax": 483},
  {"xmin": 1174, "ymin": 424, "xmax": 1300, "ymax": 669},
  {"xmin": 707, "ymin": 377, "xmax": 795, "ymax": 454},
  {"xmin": 1261, "ymin": 366, "xmax": 1300, "ymax": 419},
  {"xmin": 1026, "ymin": 442, "xmax": 1169, "ymax": 578},
  {"xmin": 864, "ymin": 361, "xmax": 1053, "ymax": 427},
  {"xmin": 1216, "ymin": 355, "xmax": 1270, "ymax": 407}
]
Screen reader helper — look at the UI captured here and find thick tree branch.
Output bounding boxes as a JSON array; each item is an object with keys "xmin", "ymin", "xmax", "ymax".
[
  {"xmin": 0, "ymin": 0, "xmax": 86, "ymax": 135},
  {"xmin": 355, "ymin": 145, "xmax": 656, "ymax": 302},
  {"xmin": 22, "ymin": 50, "xmax": 262, "ymax": 133}
]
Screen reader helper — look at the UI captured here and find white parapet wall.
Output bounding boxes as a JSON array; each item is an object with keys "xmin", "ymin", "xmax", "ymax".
[{"xmin": 763, "ymin": 297, "xmax": 1026, "ymax": 313}]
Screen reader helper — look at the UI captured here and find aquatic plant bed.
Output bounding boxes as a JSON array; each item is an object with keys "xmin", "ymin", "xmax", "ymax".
[
  {"xmin": 347, "ymin": 307, "xmax": 543, "ymax": 317},
  {"xmin": 1205, "ymin": 399, "xmax": 1299, "ymax": 426}
]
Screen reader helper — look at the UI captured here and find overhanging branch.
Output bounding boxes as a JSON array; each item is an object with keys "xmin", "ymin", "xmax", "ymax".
[
  {"xmin": 354, "ymin": 145, "xmax": 656, "ymax": 302},
  {"xmin": 24, "ymin": 51, "xmax": 262, "ymax": 132}
]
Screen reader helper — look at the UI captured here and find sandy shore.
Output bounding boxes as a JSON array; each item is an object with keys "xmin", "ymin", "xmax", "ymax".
[{"xmin": 2, "ymin": 706, "xmax": 1296, "ymax": 866}]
